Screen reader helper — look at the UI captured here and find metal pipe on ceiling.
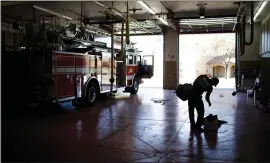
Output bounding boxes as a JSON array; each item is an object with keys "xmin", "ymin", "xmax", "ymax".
[
  {"xmin": 94, "ymin": 1, "xmax": 153, "ymax": 34},
  {"xmin": 232, "ymin": 1, "xmax": 248, "ymax": 32},
  {"xmin": 126, "ymin": 1, "xmax": 130, "ymax": 45}
]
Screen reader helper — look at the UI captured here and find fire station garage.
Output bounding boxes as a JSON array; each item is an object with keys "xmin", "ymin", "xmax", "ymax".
[{"xmin": 2, "ymin": 1, "xmax": 270, "ymax": 162}]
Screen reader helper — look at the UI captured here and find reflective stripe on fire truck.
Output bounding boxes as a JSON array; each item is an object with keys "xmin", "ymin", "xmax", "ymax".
[
  {"xmin": 76, "ymin": 76, "xmax": 82, "ymax": 98},
  {"xmin": 52, "ymin": 67, "xmax": 103, "ymax": 74}
]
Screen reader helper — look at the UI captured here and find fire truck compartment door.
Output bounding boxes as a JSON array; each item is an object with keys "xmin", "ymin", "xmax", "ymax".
[{"xmin": 141, "ymin": 55, "xmax": 154, "ymax": 79}]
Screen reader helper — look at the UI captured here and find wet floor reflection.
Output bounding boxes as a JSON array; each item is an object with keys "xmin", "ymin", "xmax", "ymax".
[{"xmin": 2, "ymin": 88, "xmax": 270, "ymax": 162}]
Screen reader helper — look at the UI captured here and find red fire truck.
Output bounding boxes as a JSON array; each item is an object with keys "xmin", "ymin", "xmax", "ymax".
[
  {"xmin": 52, "ymin": 48, "xmax": 118, "ymax": 105},
  {"xmin": 3, "ymin": 39, "xmax": 154, "ymax": 107},
  {"xmin": 51, "ymin": 44, "xmax": 154, "ymax": 105}
]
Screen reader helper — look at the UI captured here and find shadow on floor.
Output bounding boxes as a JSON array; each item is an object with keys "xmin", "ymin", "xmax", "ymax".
[{"xmin": 204, "ymin": 120, "xmax": 228, "ymax": 149}]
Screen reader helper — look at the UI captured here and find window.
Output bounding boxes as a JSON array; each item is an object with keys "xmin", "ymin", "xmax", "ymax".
[
  {"xmin": 134, "ymin": 55, "xmax": 137, "ymax": 64},
  {"xmin": 143, "ymin": 56, "xmax": 153, "ymax": 65},
  {"xmin": 128, "ymin": 55, "xmax": 133, "ymax": 64},
  {"xmin": 137, "ymin": 56, "xmax": 141, "ymax": 64}
]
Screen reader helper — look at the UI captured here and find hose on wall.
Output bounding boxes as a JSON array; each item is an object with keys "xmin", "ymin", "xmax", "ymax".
[{"xmin": 239, "ymin": 1, "xmax": 254, "ymax": 56}]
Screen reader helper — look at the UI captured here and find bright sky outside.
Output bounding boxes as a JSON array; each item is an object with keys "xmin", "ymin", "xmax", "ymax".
[{"xmin": 179, "ymin": 33, "xmax": 235, "ymax": 88}]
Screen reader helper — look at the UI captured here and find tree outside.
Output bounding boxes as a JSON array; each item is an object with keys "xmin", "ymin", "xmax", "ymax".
[{"xmin": 202, "ymin": 35, "xmax": 235, "ymax": 79}]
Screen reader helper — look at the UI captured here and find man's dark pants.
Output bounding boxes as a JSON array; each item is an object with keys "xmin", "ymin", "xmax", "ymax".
[{"xmin": 188, "ymin": 95, "xmax": 205, "ymax": 127}]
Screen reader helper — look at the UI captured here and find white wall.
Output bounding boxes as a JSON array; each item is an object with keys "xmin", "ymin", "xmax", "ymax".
[
  {"xmin": 164, "ymin": 28, "xmax": 179, "ymax": 62},
  {"xmin": 261, "ymin": 13, "xmax": 270, "ymax": 58}
]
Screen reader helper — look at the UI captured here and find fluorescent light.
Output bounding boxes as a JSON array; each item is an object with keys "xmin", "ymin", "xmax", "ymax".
[
  {"xmin": 137, "ymin": 1, "xmax": 156, "ymax": 15},
  {"xmin": 94, "ymin": 1, "xmax": 107, "ymax": 8},
  {"xmin": 78, "ymin": 45, "xmax": 85, "ymax": 48},
  {"xmin": 254, "ymin": 1, "xmax": 267, "ymax": 21},
  {"xmin": 159, "ymin": 17, "xmax": 169, "ymax": 26},
  {"xmin": 33, "ymin": 5, "xmax": 72, "ymax": 20}
]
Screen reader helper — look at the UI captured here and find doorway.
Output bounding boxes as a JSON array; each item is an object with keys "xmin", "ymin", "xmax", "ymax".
[{"xmin": 213, "ymin": 66, "xmax": 225, "ymax": 78}]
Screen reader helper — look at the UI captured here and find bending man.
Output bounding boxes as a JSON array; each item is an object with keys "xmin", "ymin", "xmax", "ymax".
[{"xmin": 188, "ymin": 75, "xmax": 219, "ymax": 131}]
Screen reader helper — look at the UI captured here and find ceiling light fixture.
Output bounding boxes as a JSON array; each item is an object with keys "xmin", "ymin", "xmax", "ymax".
[
  {"xmin": 137, "ymin": 1, "xmax": 169, "ymax": 26},
  {"xmin": 197, "ymin": 3, "xmax": 207, "ymax": 19},
  {"xmin": 253, "ymin": 1, "xmax": 267, "ymax": 21},
  {"xmin": 137, "ymin": 1, "xmax": 156, "ymax": 15},
  {"xmin": 33, "ymin": 5, "xmax": 72, "ymax": 20}
]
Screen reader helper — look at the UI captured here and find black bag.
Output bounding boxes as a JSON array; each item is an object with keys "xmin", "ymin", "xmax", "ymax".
[{"xmin": 176, "ymin": 83, "xmax": 193, "ymax": 101}]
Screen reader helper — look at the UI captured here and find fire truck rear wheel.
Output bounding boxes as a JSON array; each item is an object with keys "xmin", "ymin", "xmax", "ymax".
[
  {"xmin": 131, "ymin": 77, "xmax": 139, "ymax": 94},
  {"xmin": 87, "ymin": 82, "xmax": 99, "ymax": 105}
]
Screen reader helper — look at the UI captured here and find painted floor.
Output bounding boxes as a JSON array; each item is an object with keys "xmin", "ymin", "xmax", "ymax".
[{"xmin": 2, "ymin": 88, "xmax": 270, "ymax": 162}]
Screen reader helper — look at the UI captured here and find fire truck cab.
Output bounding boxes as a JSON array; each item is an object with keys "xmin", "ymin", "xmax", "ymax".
[{"xmin": 123, "ymin": 46, "xmax": 154, "ymax": 94}]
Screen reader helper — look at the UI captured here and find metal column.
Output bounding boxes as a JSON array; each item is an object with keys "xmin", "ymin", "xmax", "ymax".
[
  {"xmin": 236, "ymin": 27, "xmax": 241, "ymax": 90},
  {"xmin": 110, "ymin": 23, "xmax": 115, "ymax": 95},
  {"xmin": 121, "ymin": 21, "xmax": 126, "ymax": 86}
]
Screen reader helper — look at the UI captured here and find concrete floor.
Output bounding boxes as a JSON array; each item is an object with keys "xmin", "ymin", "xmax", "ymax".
[{"xmin": 2, "ymin": 88, "xmax": 270, "ymax": 162}]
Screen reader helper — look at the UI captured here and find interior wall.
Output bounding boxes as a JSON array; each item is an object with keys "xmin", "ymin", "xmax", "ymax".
[
  {"xmin": 163, "ymin": 27, "xmax": 179, "ymax": 89},
  {"xmin": 259, "ymin": 13, "xmax": 270, "ymax": 105},
  {"xmin": 260, "ymin": 12, "xmax": 270, "ymax": 57},
  {"xmin": 239, "ymin": 23, "xmax": 261, "ymax": 73}
]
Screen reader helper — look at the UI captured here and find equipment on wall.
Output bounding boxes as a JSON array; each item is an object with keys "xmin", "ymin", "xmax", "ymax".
[
  {"xmin": 235, "ymin": 1, "xmax": 254, "ymax": 56},
  {"xmin": 197, "ymin": 3, "xmax": 207, "ymax": 19}
]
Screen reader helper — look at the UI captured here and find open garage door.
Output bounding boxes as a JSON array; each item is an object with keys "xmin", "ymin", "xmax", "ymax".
[
  {"xmin": 179, "ymin": 33, "xmax": 236, "ymax": 89},
  {"xmin": 130, "ymin": 35, "xmax": 163, "ymax": 88},
  {"xmin": 177, "ymin": 15, "xmax": 237, "ymax": 89},
  {"xmin": 177, "ymin": 16, "xmax": 237, "ymax": 34}
]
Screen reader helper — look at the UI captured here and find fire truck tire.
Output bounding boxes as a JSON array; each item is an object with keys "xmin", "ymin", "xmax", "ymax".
[
  {"xmin": 86, "ymin": 82, "xmax": 99, "ymax": 105},
  {"xmin": 130, "ymin": 77, "xmax": 139, "ymax": 94}
]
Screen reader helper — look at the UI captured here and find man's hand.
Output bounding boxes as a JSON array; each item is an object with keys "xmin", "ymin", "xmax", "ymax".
[{"xmin": 208, "ymin": 102, "xmax": 212, "ymax": 107}]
